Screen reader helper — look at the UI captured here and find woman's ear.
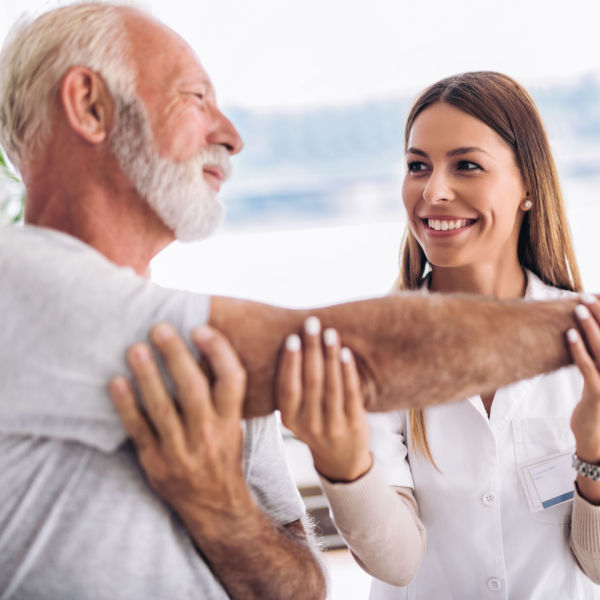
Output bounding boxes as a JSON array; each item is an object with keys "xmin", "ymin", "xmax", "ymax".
[{"xmin": 60, "ymin": 66, "xmax": 112, "ymax": 144}]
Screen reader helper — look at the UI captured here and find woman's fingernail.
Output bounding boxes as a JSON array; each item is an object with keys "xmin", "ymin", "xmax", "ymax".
[
  {"xmin": 567, "ymin": 328, "xmax": 579, "ymax": 344},
  {"xmin": 581, "ymin": 293, "xmax": 597, "ymax": 305},
  {"xmin": 153, "ymin": 322, "xmax": 173, "ymax": 342},
  {"xmin": 305, "ymin": 316, "xmax": 321, "ymax": 336},
  {"xmin": 576, "ymin": 304, "xmax": 591, "ymax": 320},
  {"xmin": 286, "ymin": 334, "xmax": 301, "ymax": 352},
  {"xmin": 340, "ymin": 347, "xmax": 352, "ymax": 363},
  {"xmin": 323, "ymin": 328, "xmax": 338, "ymax": 347}
]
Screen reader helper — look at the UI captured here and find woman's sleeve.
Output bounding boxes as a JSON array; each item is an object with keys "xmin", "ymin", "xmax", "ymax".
[
  {"xmin": 570, "ymin": 484, "xmax": 600, "ymax": 584},
  {"xmin": 317, "ymin": 410, "xmax": 425, "ymax": 587},
  {"xmin": 319, "ymin": 464, "xmax": 425, "ymax": 587}
]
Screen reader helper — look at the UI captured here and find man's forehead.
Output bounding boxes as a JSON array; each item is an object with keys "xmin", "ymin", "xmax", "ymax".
[{"xmin": 122, "ymin": 8, "xmax": 211, "ymax": 88}]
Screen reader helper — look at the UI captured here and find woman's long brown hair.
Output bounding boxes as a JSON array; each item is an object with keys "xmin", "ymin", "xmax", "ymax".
[{"xmin": 396, "ymin": 72, "xmax": 583, "ymax": 465}]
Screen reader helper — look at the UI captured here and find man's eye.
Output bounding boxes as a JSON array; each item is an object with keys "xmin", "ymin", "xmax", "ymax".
[
  {"xmin": 407, "ymin": 161, "xmax": 427, "ymax": 173},
  {"xmin": 457, "ymin": 160, "xmax": 481, "ymax": 171}
]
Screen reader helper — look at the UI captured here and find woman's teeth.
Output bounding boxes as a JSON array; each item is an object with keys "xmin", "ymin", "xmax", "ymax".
[{"xmin": 427, "ymin": 219, "xmax": 468, "ymax": 231}]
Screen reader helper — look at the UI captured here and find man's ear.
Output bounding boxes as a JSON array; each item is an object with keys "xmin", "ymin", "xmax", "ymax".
[{"xmin": 60, "ymin": 66, "xmax": 113, "ymax": 144}]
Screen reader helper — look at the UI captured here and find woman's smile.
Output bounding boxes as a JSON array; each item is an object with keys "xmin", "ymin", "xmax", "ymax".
[{"xmin": 420, "ymin": 216, "xmax": 477, "ymax": 236}]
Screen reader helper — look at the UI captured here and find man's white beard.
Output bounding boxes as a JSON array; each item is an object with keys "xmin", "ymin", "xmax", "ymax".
[{"xmin": 109, "ymin": 97, "xmax": 231, "ymax": 242}]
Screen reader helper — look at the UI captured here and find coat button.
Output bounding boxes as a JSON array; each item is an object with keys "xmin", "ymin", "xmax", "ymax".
[
  {"xmin": 481, "ymin": 491, "xmax": 497, "ymax": 506},
  {"xmin": 487, "ymin": 577, "xmax": 502, "ymax": 591}
]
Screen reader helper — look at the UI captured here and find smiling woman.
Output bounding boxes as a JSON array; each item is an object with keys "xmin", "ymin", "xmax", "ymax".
[{"xmin": 270, "ymin": 71, "xmax": 600, "ymax": 600}]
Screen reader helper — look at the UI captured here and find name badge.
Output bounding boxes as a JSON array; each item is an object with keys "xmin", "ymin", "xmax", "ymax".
[{"xmin": 518, "ymin": 450, "xmax": 575, "ymax": 511}]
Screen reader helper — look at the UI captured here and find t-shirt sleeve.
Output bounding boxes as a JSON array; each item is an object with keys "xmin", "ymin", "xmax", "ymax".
[
  {"xmin": 367, "ymin": 410, "xmax": 414, "ymax": 488},
  {"xmin": 242, "ymin": 414, "xmax": 306, "ymax": 526},
  {"xmin": 0, "ymin": 226, "xmax": 210, "ymax": 452}
]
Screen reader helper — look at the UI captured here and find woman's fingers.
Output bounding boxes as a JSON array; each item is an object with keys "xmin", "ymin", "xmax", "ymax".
[
  {"xmin": 340, "ymin": 346, "xmax": 365, "ymax": 421},
  {"xmin": 302, "ymin": 316, "xmax": 325, "ymax": 430},
  {"xmin": 323, "ymin": 328, "xmax": 345, "ymax": 423},
  {"xmin": 276, "ymin": 334, "xmax": 303, "ymax": 429},
  {"xmin": 576, "ymin": 297, "xmax": 600, "ymax": 367},
  {"xmin": 191, "ymin": 325, "xmax": 247, "ymax": 420},
  {"xmin": 568, "ymin": 328, "xmax": 600, "ymax": 384}
]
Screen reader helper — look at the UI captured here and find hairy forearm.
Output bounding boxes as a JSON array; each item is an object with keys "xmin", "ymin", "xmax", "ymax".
[
  {"xmin": 210, "ymin": 292, "xmax": 579, "ymax": 416},
  {"xmin": 178, "ymin": 495, "xmax": 326, "ymax": 600}
]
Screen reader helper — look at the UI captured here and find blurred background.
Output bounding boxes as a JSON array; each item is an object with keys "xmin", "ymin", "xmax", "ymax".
[{"xmin": 2, "ymin": 0, "xmax": 600, "ymax": 596}]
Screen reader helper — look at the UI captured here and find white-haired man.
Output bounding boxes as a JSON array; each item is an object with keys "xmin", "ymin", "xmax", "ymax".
[{"xmin": 0, "ymin": 3, "xmax": 598, "ymax": 599}]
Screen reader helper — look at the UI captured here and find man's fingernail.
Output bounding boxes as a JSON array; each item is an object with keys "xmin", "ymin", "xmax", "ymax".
[
  {"xmin": 111, "ymin": 376, "xmax": 128, "ymax": 394},
  {"xmin": 286, "ymin": 334, "xmax": 301, "ymax": 352},
  {"xmin": 193, "ymin": 326, "xmax": 213, "ymax": 342},
  {"xmin": 132, "ymin": 344, "xmax": 150, "ymax": 363},
  {"xmin": 323, "ymin": 328, "xmax": 338, "ymax": 347},
  {"xmin": 581, "ymin": 293, "xmax": 597, "ymax": 305},
  {"xmin": 153, "ymin": 323, "xmax": 173, "ymax": 342},
  {"xmin": 567, "ymin": 328, "xmax": 579, "ymax": 344},
  {"xmin": 305, "ymin": 316, "xmax": 321, "ymax": 336},
  {"xmin": 340, "ymin": 347, "xmax": 352, "ymax": 363},
  {"xmin": 576, "ymin": 304, "xmax": 591, "ymax": 320}
]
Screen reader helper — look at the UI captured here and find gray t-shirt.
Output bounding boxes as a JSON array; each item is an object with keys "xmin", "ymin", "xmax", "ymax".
[{"xmin": 0, "ymin": 225, "xmax": 305, "ymax": 599}]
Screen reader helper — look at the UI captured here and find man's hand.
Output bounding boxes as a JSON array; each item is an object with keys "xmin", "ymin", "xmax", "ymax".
[
  {"xmin": 277, "ymin": 316, "xmax": 372, "ymax": 482},
  {"xmin": 109, "ymin": 323, "xmax": 326, "ymax": 600},
  {"xmin": 109, "ymin": 322, "xmax": 249, "ymax": 520}
]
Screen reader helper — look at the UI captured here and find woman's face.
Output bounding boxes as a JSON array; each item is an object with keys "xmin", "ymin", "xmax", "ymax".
[{"xmin": 402, "ymin": 102, "xmax": 528, "ymax": 270}]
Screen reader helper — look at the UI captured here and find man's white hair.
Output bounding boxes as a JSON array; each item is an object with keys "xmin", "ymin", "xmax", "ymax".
[{"xmin": 0, "ymin": 2, "xmax": 138, "ymax": 171}]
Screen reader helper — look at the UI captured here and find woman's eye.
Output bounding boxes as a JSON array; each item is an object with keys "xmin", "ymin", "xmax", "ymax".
[
  {"xmin": 407, "ymin": 161, "xmax": 427, "ymax": 173},
  {"xmin": 457, "ymin": 160, "xmax": 481, "ymax": 171}
]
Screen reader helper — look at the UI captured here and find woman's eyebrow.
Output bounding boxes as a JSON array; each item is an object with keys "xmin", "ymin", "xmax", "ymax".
[
  {"xmin": 406, "ymin": 147, "xmax": 428, "ymax": 157},
  {"xmin": 447, "ymin": 146, "xmax": 490, "ymax": 157}
]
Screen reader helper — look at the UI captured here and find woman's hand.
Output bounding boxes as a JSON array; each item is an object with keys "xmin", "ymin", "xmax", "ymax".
[
  {"xmin": 276, "ymin": 316, "xmax": 373, "ymax": 483},
  {"xmin": 569, "ymin": 297, "xmax": 600, "ymax": 503},
  {"xmin": 570, "ymin": 298, "xmax": 600, "ymax": 461}
]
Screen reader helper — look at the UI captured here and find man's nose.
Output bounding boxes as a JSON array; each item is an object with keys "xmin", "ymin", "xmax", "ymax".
[
  {"xmin": 208, "ymin": 107, "xmax": 244, "ymax": 155},
  {"xmin": 422, "ymin": 169, "xmax": 454, "ymax": 204}
]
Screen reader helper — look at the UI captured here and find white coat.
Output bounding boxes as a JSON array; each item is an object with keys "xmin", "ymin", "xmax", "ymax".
[{"xmin": 368, "ymin": 272, "xmax": 600, "ymax": 600}]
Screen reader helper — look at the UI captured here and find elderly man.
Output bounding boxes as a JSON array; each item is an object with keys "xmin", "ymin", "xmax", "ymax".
[{"xmin": 0, "ymin": 2, "xmax": 596, "ymax": 599}]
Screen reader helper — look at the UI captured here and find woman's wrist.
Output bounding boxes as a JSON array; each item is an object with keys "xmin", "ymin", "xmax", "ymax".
[{"xmin": 314, "ymin": 452, "xmax": 373, "ymax": 484}]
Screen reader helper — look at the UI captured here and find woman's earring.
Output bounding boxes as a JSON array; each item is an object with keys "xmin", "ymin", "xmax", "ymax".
[{"xmin": 522, "ymin": 199, "xmax": 533, "ymax": 211}]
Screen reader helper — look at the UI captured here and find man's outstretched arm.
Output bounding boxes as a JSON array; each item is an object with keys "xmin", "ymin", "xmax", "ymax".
[{"xmin": 210, "ymin": 291, "xmax": 583, "ymax": 416}]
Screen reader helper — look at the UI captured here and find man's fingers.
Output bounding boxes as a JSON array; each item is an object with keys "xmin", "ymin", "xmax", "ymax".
[
  {"xmin": 109, "ymin": 376, "xmax": 155, "ymax": 452},
  {"xmin": 276, "ymin": 334, "xmax": 303, "ymax": 429},
  {"xmin": 191, "ymin": 325, "xmax": 246, "ymax": 420},
  {"xmin": 150, "ymin": 323, "xmax": 213, "ymax": 436},
  {"xmin": 126, "ymin": 342, "xmax": 185, "ymax": 448}
]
